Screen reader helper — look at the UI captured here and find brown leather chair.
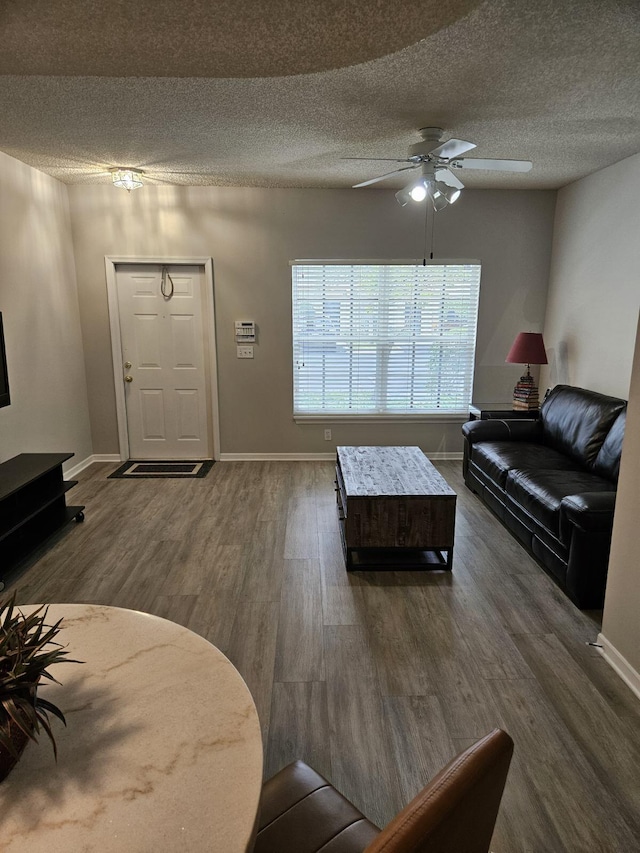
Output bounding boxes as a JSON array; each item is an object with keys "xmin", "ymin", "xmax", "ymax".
[{"xmin": 254, "ymin": 728, "xmax": 513, "ymax": 853}]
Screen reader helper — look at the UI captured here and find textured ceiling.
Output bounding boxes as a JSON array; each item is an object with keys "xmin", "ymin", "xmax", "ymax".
[
  {"xmin": 0, "ymin": 0, "xmax": 639, "ymax": 190},
  {"xmin": 0, "ymin": 0, "xmax": 483, "ymax": 78}
]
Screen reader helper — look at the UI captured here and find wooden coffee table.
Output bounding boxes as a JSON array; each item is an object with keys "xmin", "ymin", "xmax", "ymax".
[{"xmin": 335, "ymin": 446, "xmax": 456, "ymax": 570}]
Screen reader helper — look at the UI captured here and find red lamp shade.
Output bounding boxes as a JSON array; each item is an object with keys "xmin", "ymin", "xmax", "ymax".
[{"xmin": 506, "ymin": 332, "xmax": 548, "ymax": 365}]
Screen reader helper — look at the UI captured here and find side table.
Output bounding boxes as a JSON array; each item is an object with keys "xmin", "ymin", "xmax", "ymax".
[{"xmin": 469, "ymin": 404, "xmax": 539, "ymax": 421}]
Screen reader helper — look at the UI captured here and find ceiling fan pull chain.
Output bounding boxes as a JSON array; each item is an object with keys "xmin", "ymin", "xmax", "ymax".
[
  {"xmin": 423, "ymin": 203, "xmax": 428, "ymax": 265},
  {"xmin": 430, "ymin": 207, "xmax": 435, "ymax": 260},
  {"xmin": 423, "ymin": 202, "xmax": 435, "ymax": 263}
]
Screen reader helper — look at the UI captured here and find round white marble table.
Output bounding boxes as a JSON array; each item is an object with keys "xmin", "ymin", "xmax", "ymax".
[{"xmin": 0, "ymin": 604, "xmax": 263, "ymax": 852}]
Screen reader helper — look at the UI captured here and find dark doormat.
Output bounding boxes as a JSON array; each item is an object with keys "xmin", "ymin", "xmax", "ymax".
[{"xmin": 108, "ymin": 460, "xmax": 214, "ymax": 479}]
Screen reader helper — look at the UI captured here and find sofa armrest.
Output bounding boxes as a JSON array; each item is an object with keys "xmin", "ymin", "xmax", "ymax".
[
  {"xmin": 461, "ymin": 419, "xmax": 542, "ymax": 444},
  {"xmin": 561, "ymin": 492, "xmax": 617, "ymax": 535}
]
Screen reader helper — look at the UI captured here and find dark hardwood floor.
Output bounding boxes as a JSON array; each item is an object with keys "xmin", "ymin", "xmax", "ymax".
[{"xmin": 4, "ymin": 459, "xmax": 640, "ymax": 851}]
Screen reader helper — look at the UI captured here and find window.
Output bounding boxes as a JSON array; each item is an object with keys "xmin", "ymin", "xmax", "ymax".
[{"xmin": 292, "ymin": 261, "xmax": 481, "ymax": 418}]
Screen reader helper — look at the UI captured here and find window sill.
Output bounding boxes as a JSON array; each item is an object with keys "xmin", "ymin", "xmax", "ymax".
[{"xmin": 294, "ymin": 413, "xmax": 468, "ymax": 424}]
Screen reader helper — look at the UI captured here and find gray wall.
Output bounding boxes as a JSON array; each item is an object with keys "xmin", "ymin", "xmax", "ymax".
[
  {"xmin": 0, "ymin": 152, "xmax": 92, "ymax": 468},
  {"xmin": 68, "ymin": 185, "xmax": 555, "ymax": 456},
  {"xmin": 602, "ymin": 314, "xmax": 640, "ymax": 680},
  {"xmin": 541, "ymin": 151, "xmax": 640, "ymax": 399},
  {"xmin": 542, "ymin": 151, "xmax": 640, "ymax": 686}
]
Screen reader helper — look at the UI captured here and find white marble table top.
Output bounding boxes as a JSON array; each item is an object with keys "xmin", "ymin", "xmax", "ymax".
[
  {"xmin": 337, "ymin": 446, "xmax": 455, "ymax": 497},
  {"xmin": 0, "ymin": 604, "xmax": 263, "ymax": 853}
]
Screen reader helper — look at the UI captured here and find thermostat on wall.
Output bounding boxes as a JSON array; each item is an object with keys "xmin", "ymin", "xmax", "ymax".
[{"xmin": 235, "ymin": 320, "xmax": 256, "ymax": 343}]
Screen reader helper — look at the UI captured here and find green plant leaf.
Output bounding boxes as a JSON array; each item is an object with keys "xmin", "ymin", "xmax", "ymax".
[
  {"xmin": 0, "ymin": 592, "xmax": 83, "ymax": 761},
  {"xmin": 0, "ymin": 726, "xmax": 24, "ymax": 759},
  {"xmin": 1, "ymin": 696, "xmax": 37, "ymax": 741},
  {"xmin": 34, "ymin": 708, "xmax": 58, "ymax": 760},
  {"xmin": 36, "ymin": 697, "xmax": 67, "ymax": 726}
]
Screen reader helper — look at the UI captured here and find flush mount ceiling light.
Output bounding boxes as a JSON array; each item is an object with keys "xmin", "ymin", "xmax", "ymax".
[
  {"xmin": 111, "ymin": 168, "xmax": 144, "ymax": 191},
  {"xmin": 394, "ymin": 164, "xmax": 460, "ymax": 211}
]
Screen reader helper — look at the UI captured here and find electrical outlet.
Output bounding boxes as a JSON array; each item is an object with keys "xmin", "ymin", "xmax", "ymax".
[
  {"xmin": 324, "ymin": 429, "xmax": 332, "ymax": 440},
  {"xmin": 237, "ymin": 346, "xmax": 254, "ymax": 359}
]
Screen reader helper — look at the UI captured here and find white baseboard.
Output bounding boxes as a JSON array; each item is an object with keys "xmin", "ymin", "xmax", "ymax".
[
  {"xmin": 218, "ymin": 451, "xmax": 463, "ymax": 462},
  {"xmin": 92, "ymin": 454, "xmax": 122, "ymax": 463},
  {"xmin": 65, "ymin": 454, "xmax": 121, "ymax": 478},
  {"xmin": 67, "ymin": 451, "xmax": 462, "ymax": 470},
  {"xmin": 219, "ymin": 453, "xmax": 335, "ymax": 461},
  {"xmin": 596, "ymin": 633, "xmax": 640, "ymax": 701}
]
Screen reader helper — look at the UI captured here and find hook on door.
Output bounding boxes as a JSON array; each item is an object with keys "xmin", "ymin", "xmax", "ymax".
[{"xmin": 161, "ymin": 266, "xmax": 175, "ymax": 299}]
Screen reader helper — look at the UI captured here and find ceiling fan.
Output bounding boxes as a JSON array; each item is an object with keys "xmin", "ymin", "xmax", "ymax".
[{"xmin": 347, "ymin": 127, "xmax": 532, "ymax": 210}]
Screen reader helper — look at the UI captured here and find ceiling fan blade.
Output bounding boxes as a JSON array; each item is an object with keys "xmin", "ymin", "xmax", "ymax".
[
  {"xmin": 454, "ymin": 158, "xmax": 532, "ymax": 172},
  {"xmin": 435, "ymin": 167, "xmax": 464, "ymax": 190},
  {"xmin": 428, "ymin": 138, "xmax": 476, "ymax": 159},
  {"xmin": 352, "ymin": 165, "xmax": 418, "ymax": 188}
]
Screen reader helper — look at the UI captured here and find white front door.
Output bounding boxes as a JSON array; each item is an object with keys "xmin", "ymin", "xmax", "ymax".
[{"xmin": 116, "ymin": 264, "xmax": 210, "ymax": 460}]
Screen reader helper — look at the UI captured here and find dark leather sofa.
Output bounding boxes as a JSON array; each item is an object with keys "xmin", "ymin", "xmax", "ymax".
[{"xmin": 462, "ymin": 385, "xmax": 627, "ymax": 608}]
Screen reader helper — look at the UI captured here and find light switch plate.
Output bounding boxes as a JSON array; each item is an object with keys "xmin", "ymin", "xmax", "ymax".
[{"xmin": 237, "ymin": 346, "xmax": 254, "ymax": 359}]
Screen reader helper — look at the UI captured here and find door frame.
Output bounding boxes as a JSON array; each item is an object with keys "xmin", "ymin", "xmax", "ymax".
[{"xmin": 104, "ymin": 256, "xmax": 220, "ymax": 461}]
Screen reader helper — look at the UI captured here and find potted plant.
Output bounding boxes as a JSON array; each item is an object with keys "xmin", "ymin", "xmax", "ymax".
[{"xmin": 0, "ymin": 593, "xmax": 77, "ymax": 782}]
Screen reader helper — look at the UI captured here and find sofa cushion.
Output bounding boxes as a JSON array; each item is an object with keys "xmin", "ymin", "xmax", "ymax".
[
  {"xmin": 470, "ymin": 441, "xmax": 582, "ymax": 489},
  {"xmin": 540, "ymin": 385, "xmax": 626, "ymax": 468},
  {"xmin": 591, "ymin": 409, "xmax": 626, "ymax": 482},
  {"xmin": 505, "ymin": 469, "xmax": 616, "ymax": 540}
]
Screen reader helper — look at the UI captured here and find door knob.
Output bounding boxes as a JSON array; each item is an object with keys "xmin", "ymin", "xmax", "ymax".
[
  {"xmin": 124, "ymin": 375, "xmax": 133, "ymax": 383},
  {"xmin": 124, "ymin": 361, "xmax": 132, "ymax": 369}
]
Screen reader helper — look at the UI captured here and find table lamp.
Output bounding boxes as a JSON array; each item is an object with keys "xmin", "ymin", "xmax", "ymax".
[{"xmin": 506, "ymin": 332, "xmax": 548, "ymax": 410}]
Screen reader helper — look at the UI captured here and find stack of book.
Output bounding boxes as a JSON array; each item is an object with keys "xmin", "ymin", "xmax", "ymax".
[{"xmin": 512, "ymin": 373, "xmax": 539, "ymax": 411}]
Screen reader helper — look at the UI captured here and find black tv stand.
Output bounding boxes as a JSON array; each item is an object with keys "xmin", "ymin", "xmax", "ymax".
[{"xmin": 0, "ymin": 453, "xmax": 84, "ymax": 591}]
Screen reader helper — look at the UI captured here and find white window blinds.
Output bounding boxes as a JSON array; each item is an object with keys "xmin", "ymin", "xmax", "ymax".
[{"xmin": 292, "ymin": 262, "xmax": 481, "ymax": 416}]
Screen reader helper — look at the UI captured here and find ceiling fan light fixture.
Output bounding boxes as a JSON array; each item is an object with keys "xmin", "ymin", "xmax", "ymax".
[
  {"xmin": 431, "ymin": 190, "xmax": 449, "ymax": 212},
  {"xmin": 439, "ymin": 183, "xmax": 461, "ymax": 204},
  {"xmin": 396, "ymin": 170, "xmax": 463, "ymax": 211},
  {"xmin": 111, "ymin": 168, "xmax": 144, "ymax": 191},
  {"xmin": 395, "ymin": 185, "xmax": 413, "ymax": 207}
]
